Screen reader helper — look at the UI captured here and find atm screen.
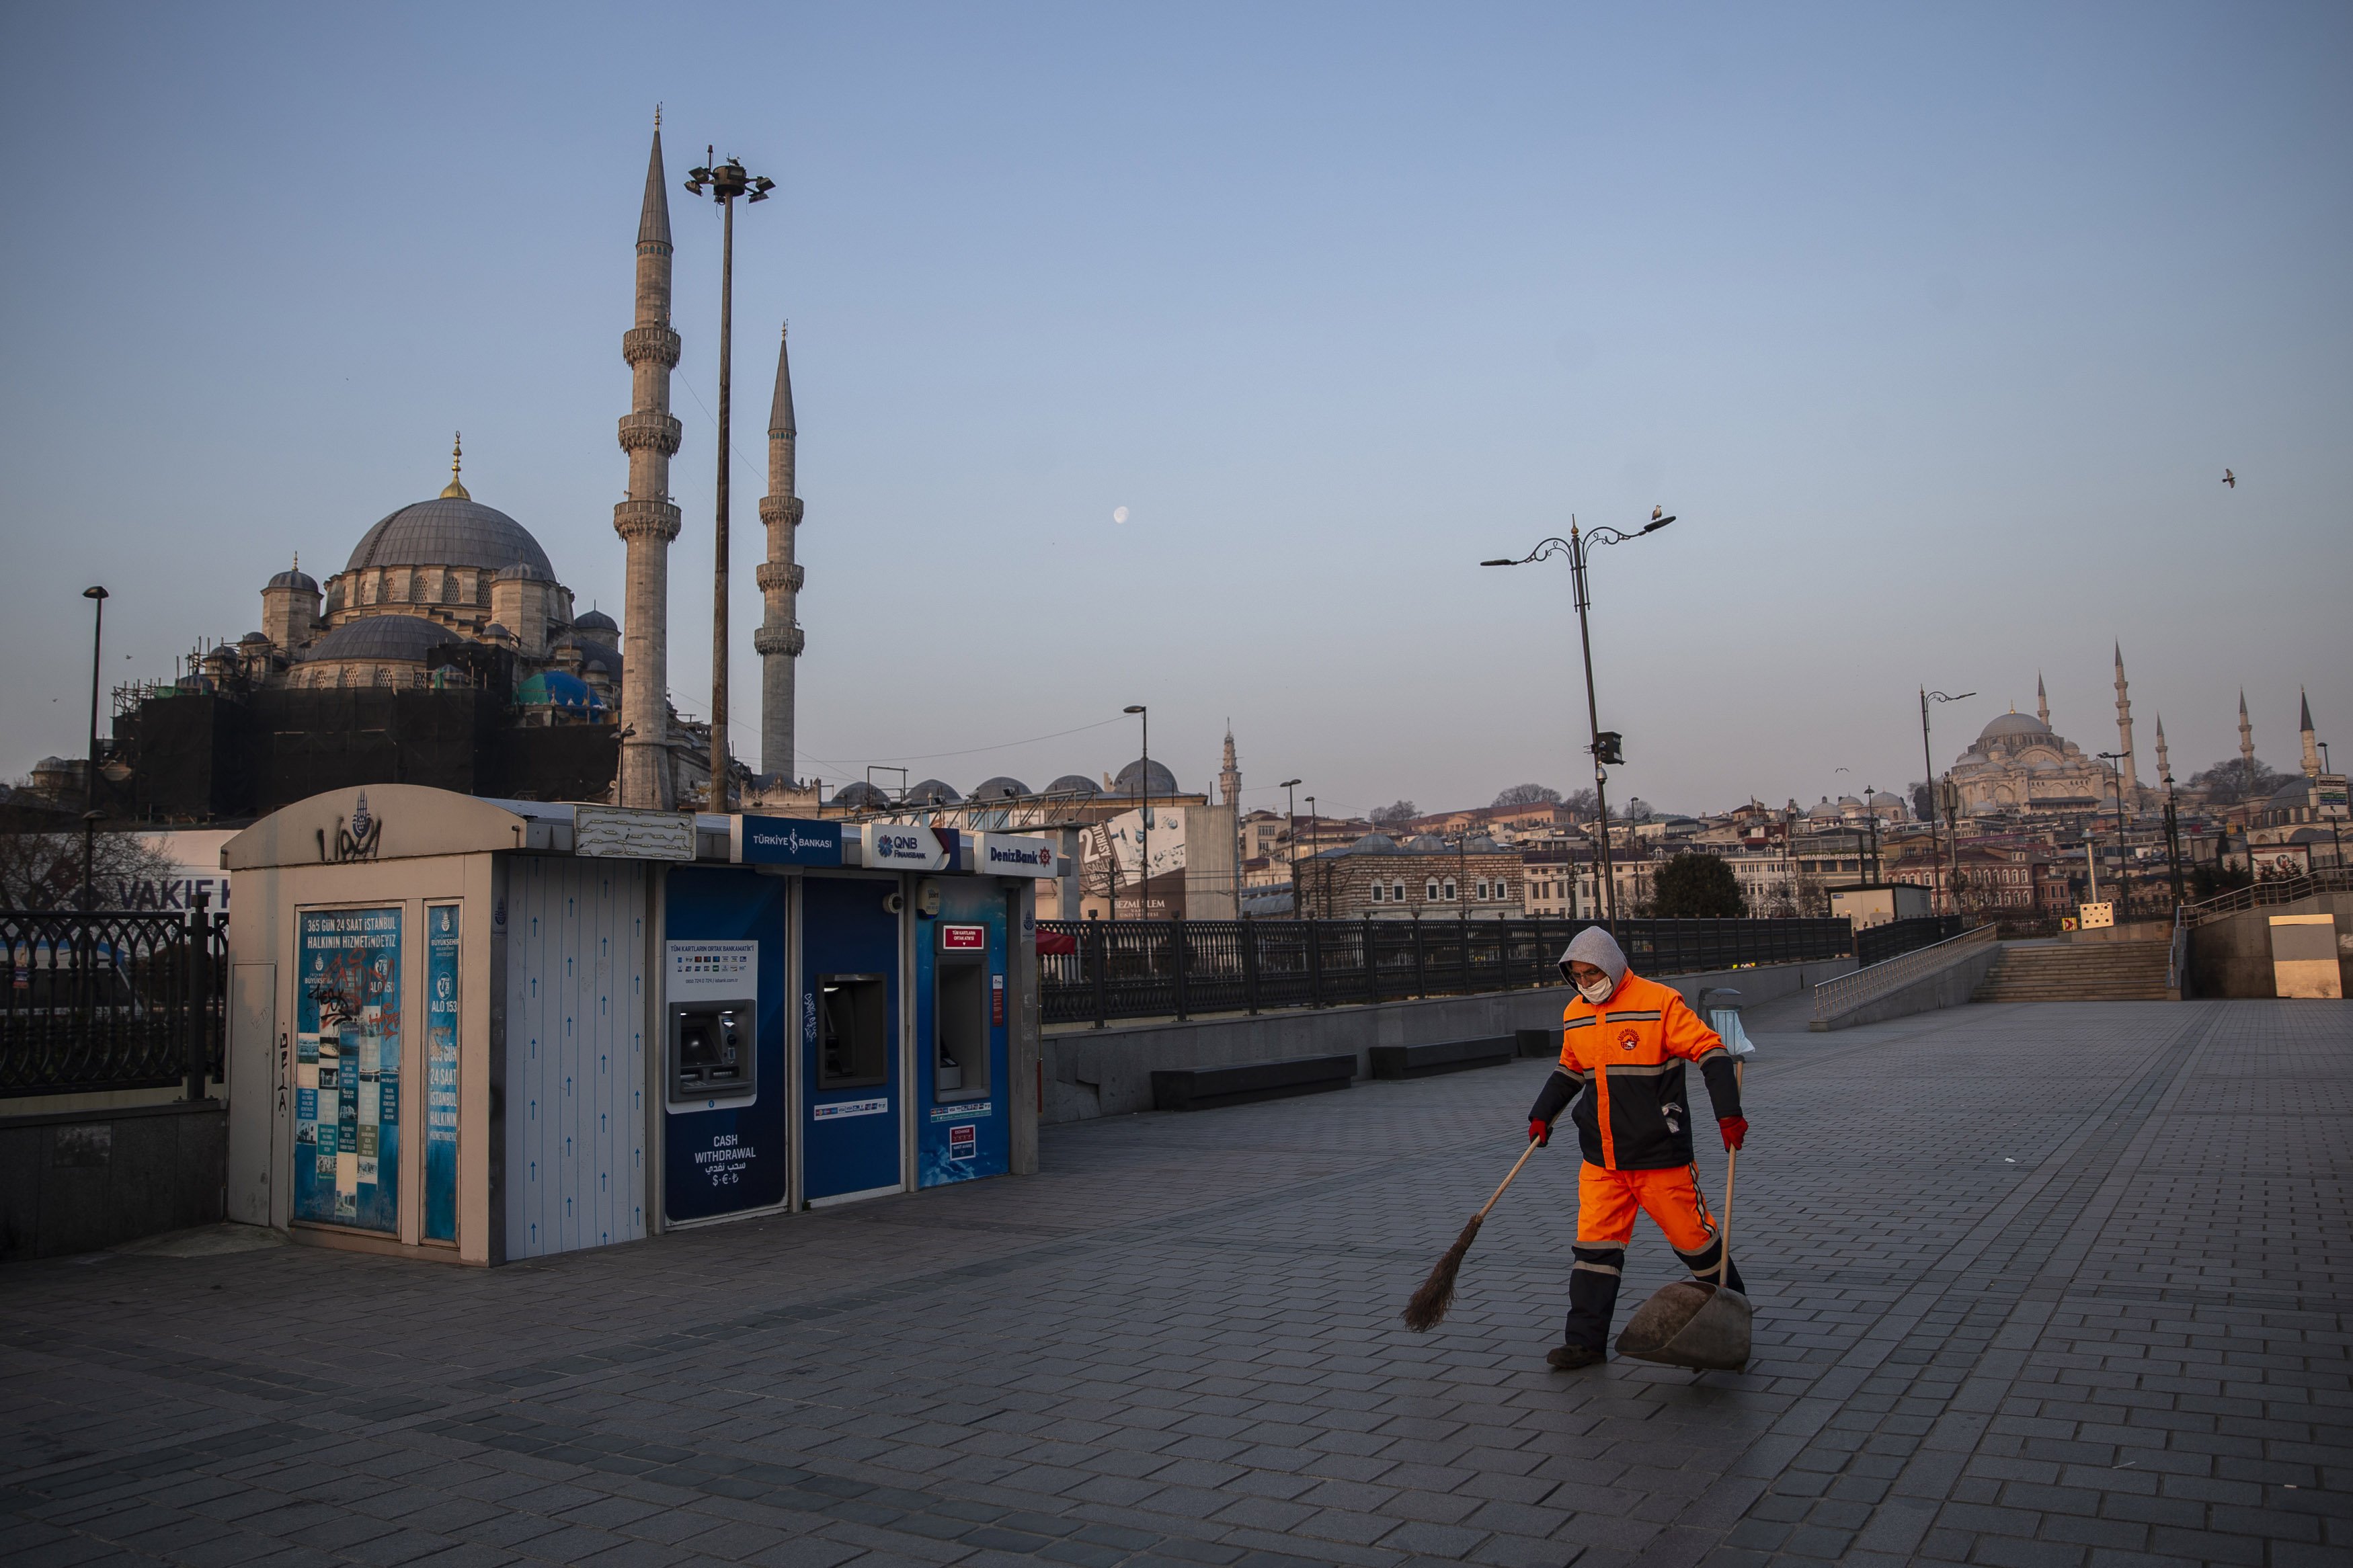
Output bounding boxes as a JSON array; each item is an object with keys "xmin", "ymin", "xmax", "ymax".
[{"xmin": 817, "ymin": 974, "xmax": 887, "ymax": 1089}]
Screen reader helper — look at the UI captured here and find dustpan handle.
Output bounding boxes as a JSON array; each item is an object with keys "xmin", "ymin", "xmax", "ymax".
[{"xmin": 1718, "ymin": 1059, "xmax": 1742, "ymax": 1287}]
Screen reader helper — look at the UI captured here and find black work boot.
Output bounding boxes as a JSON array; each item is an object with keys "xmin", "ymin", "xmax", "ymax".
[{"xmin": 1547, "ymin": 1343, "xmax": 1605, "ymax": 1370}]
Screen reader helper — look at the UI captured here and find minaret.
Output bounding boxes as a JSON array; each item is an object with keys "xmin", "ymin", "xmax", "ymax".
[
  {"xmin": 614, "ymin": 118, "xmax": 684, "ymax": 809},
  {"xmin": 2112, "ymin": 641, "xmax": 2138, "ymax": 794},
  {"xmin": 752, "ymin": 323, "xmax": 805, "ymax": 780},
  {"xmin": 2301, "ymin": 689, "xmax": 2321, "ymax": 778},
  {"xmin": 2036, "ymin": 671, "xmax": 2049, "ymax": 728},
  {"xmin": 2153, "ymin": 714, "xmax": 2170, "ymax": 784},
  {"xmin": 2239, "ymin": 690, "xmax": 2255, "ymax": 770},
  {"xmin": 1218, "ymin": 724, "xmax": 1241, "ymax": 807}
]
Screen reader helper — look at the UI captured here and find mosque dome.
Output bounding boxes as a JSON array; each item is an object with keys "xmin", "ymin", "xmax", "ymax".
[
  {"xmin": 575, "ymin": 608, "xmax": 619, "ymax": 638},
  {"xmin": 301, "ymin": 614, "xmax": 464, "ymax": 663},
  {"xmin": 1404, "ymin": 833, "xmax": 1450, "ymax": 853},
  {"xmin": 832, "ymin": 780, "xmax": 890, "ymax": 809},
  {"xmin": 1043, "ymin": 774, "xmax": 1101, "ymax": 796},
  {"xmin": 1464, "ymin": 835, "xmax": 1501, "ymax": 853},
  {"xmin": 1977, "ymin": 711, "xmax": 2053, "ymax": 745},
  {"xmin": 970, "ymin": 776, "xmax": 1029, "ymax": 800},
  {"xmin": 516, "ymin": 671, "xmax": 601, "ymax": 713},
  {"xmin": 495, "ymin": 560, "xmax": 552, "ymax": 583},
  {"xmin": 907, "ymin": 779, "xmax": 960, "ymax": 805},
  {"xmin": 268, "ymin": 567, "xmax": 319, "ymax": 593},
  {"xmin": 1112, "ymin": 757, "xmax": 1180, "ymax": 796},
  {"xmin": 344, "ymin": 497, "xmax": 556, "ymax": 579},
  {"xmin": 239, "ymin": 631, "xmax": 272, "ymax": 647},
  {"xmin": 1347, "ymin": 833, "xmax": 1401, "ymax": 854}
]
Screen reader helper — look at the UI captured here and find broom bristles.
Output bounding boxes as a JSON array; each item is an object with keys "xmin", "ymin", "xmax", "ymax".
[{"xmin": 1400, "ymin": 1212, "xmax": 1484, "ymax": 1331}]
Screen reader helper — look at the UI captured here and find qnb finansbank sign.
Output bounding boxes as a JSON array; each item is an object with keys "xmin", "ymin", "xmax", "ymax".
[
  {"xmin": 973, "ymin": 833, "xmax": 1057, "ymax": 878},
  {"xmin": 861, "ymin": 822, "xmax": 950, "ymax": 872},
  {"xmin": 732, "ymin": 816, "xmax": 844, "ymax": 867}
]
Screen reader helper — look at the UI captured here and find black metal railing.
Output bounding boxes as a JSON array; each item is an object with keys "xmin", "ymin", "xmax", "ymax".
[
  {"xmin": 1855, "ymin": 915, "xmax": 1968, "ymax": 967},
  {"xmin": 1, "ymin": 909, "xmax": 225, "ymax": 1098},
  {"xmin": 1037, "ymin": 915, "xmax": 1855, "ymax": 1028}
]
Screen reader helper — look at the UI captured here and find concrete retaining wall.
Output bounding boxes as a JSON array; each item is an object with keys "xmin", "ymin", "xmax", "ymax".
[
  {"xmin": 1811, "ymin": 943, "xmax": 2003, "ymax": 1032},
  {"xmin": 2188, "ymin": 894, "xmax": 2353, "ymax": 998},
  {"xmin": 1043, "ymin": 957, "xmax": 1854, "ymax": 1123},
  {"xmin": 0, "ymin": 1100, "xmax": 226, "ymax": 1262}
]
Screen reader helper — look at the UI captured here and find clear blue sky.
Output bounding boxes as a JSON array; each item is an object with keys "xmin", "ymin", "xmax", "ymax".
[{"xmin": 3, "ymin": 3, "xmax": 2346, "ymax": 818}]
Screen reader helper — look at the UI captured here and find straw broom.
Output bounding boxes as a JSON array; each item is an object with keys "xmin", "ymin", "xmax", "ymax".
[{"xmin": 1401, "ymin": 1138, "xmax": 1544, "ymax": 1332}]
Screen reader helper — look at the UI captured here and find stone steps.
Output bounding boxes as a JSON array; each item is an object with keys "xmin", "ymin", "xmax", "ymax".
[{"xmin": 1973, "ymin": 940, "xmax": 2171, "ymax": 1002}]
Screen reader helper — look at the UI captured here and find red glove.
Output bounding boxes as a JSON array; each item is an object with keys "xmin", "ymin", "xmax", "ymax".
[
  {"xmin": 1719, "ymin": 1116, "xmax": 1748, "ymax": 1151},
  {"xmin": 1528, "ymin": 1118, "xmax": 1552, "ymax": 1147}
]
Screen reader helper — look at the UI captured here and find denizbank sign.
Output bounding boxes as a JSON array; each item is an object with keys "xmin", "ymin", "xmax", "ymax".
[
  {"xmin": 974, "ymin": 833, "xmax": 1057, "ymax": 878},
  {"xmin": 731, "ymin": 816, "xmax": 844, "ymax": 867}
]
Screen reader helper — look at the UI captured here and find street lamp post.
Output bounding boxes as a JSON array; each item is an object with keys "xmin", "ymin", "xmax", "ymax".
[
  {"xmin": 2161, "ymin": 764, "xmax": 2186, "ymax": 905},
  {"xmin": 1917, "ymin": 689, "xmax": 1976, "ymax": 915},
  {"xmin": 682, "ymin": 149, "xmax": 776, "ymax": 812},
  {"xmin": 2098, "ymin": 751, "xmax": 2132, "ymax": 919},
  {"xmin": 1124, "ymin": 706, "xmax": 1148, "ymax": 918},
  {"xmin": 1304, "ymin": 795, "xmax": 1318, "ymax": 917},
  {"xmin": 1280, "ymin": 778, "xmax": 1302, "ymax": 915},
  {"xmin": 81, "ymin": 586, "xmax": 109, "ymax": 911},
  {"xmin": 1484, "ymin": 510, "xmax": 1675, "ymax": 926}
]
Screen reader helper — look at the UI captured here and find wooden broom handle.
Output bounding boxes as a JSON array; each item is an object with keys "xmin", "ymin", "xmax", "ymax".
[
  {"xmin": 1719, "ymin": 1059, "xmax": 1743, "ymax": 1286},
  {"xmin": 1480, "ymin": 1137, "xmax": 1544, "ymax": 1222}
]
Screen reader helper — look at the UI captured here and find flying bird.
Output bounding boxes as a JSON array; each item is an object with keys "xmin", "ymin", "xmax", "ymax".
[
  {"xmin": 1651, "ymin": 505, "xmax": 1663, "ymax": 521},
  {"xmin": 2223, "ymin": 469, "xmax": 2235, "ymax": 489}
]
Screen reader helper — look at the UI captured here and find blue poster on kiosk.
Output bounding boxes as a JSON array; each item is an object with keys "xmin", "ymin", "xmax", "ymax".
[
  {"xmin": 662, "ymin": 868, "xmax": 789, "ymax": 1223},
  {"xmin": 293, "ymin": 907, "xmax": 402, "ymax": 1232},
  {"xmin": 917, "ymin": 878, "xmax": 1008, "ymax": 1187},
  {"xmin": 422, "ymin": 905, "xmax": 461, "ymax": 1242},
  {"xmin": 801, "ymin": 875, "xmax": 903, "ymax": 1202}
]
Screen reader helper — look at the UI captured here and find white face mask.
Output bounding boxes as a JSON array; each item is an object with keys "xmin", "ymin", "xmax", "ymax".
[{"xmin": 1577, "ymin": 974, "xmax": 1615, "ymax": 1004}]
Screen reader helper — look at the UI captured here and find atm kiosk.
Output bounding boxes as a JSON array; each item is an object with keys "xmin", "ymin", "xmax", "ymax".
[{"xmin": 223, "ymin": 785, "xmax": 1051, "ymax": 1266}]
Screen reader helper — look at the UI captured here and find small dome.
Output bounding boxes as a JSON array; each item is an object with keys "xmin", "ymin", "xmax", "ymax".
[
  {"xmin": 832, "ymin": 780, "xmax": 891, "ymax": 809},
  {"xmin": 1978, "ymin": 711, "xmax": 2052, "ymax": 744},
  {"xmin": 1043, "ymin": 774, "xmax": 1101, "ymax": 797},
  {"xmin": 495, "ymin": 561, "xmax": 551, "ymax": 582},
  {"xmin": 481, "ymin": 622, "xmax": 514, "ymax": 641},
  {"xmin": 1870, "ymin": 790, "xmax": 1904, "ymax": 807},
  {"xmin": 268, "ymin": 567, "xmax": 319, "ymax": 592},
  {"xmin": 301, "ymin": 614, "xmax": 463, "ymax": 663},
  {"xmin": 1112, "ymin": 757, "xmax": 1180, "ymax": 796},
  {"xmin": 583, "ymin": 655, "xmax": 610, "ymax": 673},
  {"xmin": 907, "ymin": 779, "xmax": 961, "ymax": 805},
  {"xmin": 1348, "ymin": 833, "xmax": 1401, "ymax": 854},
  {"xmin": 516, "ymin": 671, "xmax": 600, "ymax": 712},
  {"xmin": 239, "ymin": 631, "xmax": 272, "ymax": 646},
  {"xmin": 1404, "ymin": 834, "xmax": 1450, "ymax": 853},
  {"xmin": 346, "ymin": 496, "xmax": 556, "ymax": 579},
  {"xmin": 971, "ymin": 776, "xmax": 1029, "ymax": 800},
  {"xmin": 575, "ymin": 608, "xmax": 619, "ymax": 636},
  {"xmin": 1464, "ymin": 835, "xmax": 1501, "ymax": 852}
]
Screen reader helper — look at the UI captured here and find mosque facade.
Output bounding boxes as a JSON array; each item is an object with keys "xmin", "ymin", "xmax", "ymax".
[
  {"xmin": 108, "ymin": 125, "xmax": 807, "ymax": 820},
  {"xmin": 1948, "ymin": 657, "xmax": 2135, "ymax": 818}
]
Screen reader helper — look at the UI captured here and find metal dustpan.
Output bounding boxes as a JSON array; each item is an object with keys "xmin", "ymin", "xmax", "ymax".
[
  {"xmin": 1617, "ymin": 1021, "xmax": 1753, "ymax": 1371},
  {"xmin": 1615, "ymin": 1278, "xmax": 1751, "ymax": 1370}
]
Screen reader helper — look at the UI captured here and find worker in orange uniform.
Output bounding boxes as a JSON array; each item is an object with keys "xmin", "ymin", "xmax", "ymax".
[{"xmin": 1526, "ymin": 926, "xmax": 1748, "ymax": 1370}]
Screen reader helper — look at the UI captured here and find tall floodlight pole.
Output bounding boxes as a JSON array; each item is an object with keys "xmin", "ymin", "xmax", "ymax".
[
  {"xmin": 1484, "ymin": 511, "xmax": 1675, "ymax": 925},
  {"xmin": 1125, "ymin": 706, "xmax": 1148, "ymax": 917},
  {"xmin": 81, "ymin": 586, "xmax": 109, "ymax": 910},
  {"xmin": 682, "ymin": 150, "xmax": 775, "ymax": 811},
  {"xmin": 2098, "ymin": 751, "xmax": 2132, "ymax": 917},
  {"xmin": 1918, "ymin": 689, "xmax": 1975, "ymax": 915},
  {"xmin": 1280, "ymin": 778, "xmax": 1302, "ymax": 915}
]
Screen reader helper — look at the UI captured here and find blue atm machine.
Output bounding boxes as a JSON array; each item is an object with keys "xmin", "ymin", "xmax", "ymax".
[
  {"xmin": 661, "ymin": 867, "xmax": 792, "ymax": 1223},
  {"xmin": 917, "ymin": 877, "xmax": 1009, "ymax": 1186}
]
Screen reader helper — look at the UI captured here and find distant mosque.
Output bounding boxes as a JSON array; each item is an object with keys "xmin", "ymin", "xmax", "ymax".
[{"xmin": 1947, "ymin": 647, "xmax": 2141, "ymax": 817}]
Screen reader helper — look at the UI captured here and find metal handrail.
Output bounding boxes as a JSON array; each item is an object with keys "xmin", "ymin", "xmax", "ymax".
[
  {"xmin": 1810, "ymin": 923, "xmax": 1999, "ymax": 1026},
  {"xmin": 2180, "ymin": 866, "xmax": 2353, "ymax": 925}
]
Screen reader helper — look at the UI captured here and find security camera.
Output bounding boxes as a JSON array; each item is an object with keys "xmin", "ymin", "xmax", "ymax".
[{"xmin": 881, "ymin": 891, "xmax": 905, "ymax": 915}]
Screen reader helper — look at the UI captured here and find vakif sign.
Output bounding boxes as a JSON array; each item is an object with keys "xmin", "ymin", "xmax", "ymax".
[
  {"xmin": 973, "ymin": 833, "xmax": 1056, "ymax": 878},
  {"xmin": 733, "ymin": 816, "xmax": 844, "ymax": 867},
  {"xmin": 861, "ymin": 823, "xmax": 949, "ymax": 871}
]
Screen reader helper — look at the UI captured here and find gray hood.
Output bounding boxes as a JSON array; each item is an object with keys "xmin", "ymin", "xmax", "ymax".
[{"xmin": 1558, "ymin": 926, "xmax": 1629, "ymax": 993}]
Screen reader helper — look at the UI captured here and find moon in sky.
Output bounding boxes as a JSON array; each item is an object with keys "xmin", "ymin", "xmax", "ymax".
[{"xmin": 1111, "ymin": 505, "xmax": 1129, "ymax": 524}]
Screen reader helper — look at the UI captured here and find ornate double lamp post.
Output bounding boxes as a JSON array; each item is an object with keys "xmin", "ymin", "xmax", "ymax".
[
  {"xmin": 1483, "ymin": 512, "xmax": 1674, "ymax": 925},
  {"xmin": 1917, "ymin": 688, "xmax": 1975, "ymax": 915}
]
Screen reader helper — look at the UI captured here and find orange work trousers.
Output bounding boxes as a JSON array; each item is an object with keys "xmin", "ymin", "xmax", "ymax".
[{"xmin": 1565, "ymin": 1162, "xmax": 1741, "ymax": 1349}]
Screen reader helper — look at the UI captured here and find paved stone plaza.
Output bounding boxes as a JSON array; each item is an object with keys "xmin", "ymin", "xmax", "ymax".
[{"xmin": 3, "ymin": 997, "xmax": 2346, "ymax": 1568}]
